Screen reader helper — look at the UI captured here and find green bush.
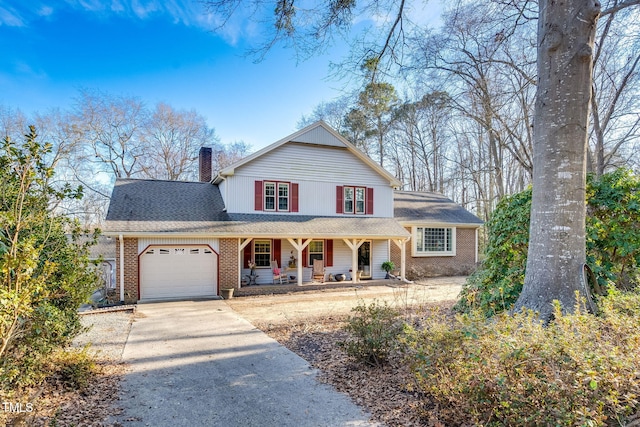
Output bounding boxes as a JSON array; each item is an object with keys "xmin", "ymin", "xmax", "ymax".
[
  {"xmin": 587, "ymin": 168, "xmax": 640, "ymax": 290},
  {"xmin": 457, "ymin": 168, "xmax": 640, "ymax": 316},
  {"xmin": 339, "ymin": 300, "xmax": 404, "ymax": 367},
  {"xmin": 46, "ymin": 346, "xmax": 97, "ymax": 391},
  {"xmin": 405, "ymin": 290, "xmax": 640, "ymax": 426},
  {"xmin": 455, "ymin": 188, "xmax": 531, "ymax": 316},
  {"xmin": 0, "ymin": 127, "xmax": 99, "ymax": 389}
]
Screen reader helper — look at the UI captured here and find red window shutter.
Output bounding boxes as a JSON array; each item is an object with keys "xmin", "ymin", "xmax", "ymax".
[
  {"xmin": 302, "ymin": 246, "xmax": 308, "ymax": 267},
  {"xmin": 325, "ymin": 239, "xmax": 333, "ymax": 267},
  {"xmin": 366, "ymin": 187, "xmax": 374, "ymax": 215},
  {"xmin": 291, "ymin": 183, "xmax": 299, "ymax": 212},
  {"xmin": 254, "ymin": 181, "xmax": 263, "ymax": 211},
  {"xmin": 243, "ymin": 244, "xmax": 252, "ymax": 268},
  {"xmin": 336, "ymin": 186, "xmax": 344, "ymax": 214},
  {"xmin": 273, "ymin": 239, "xmax": 281, "ymax": 264}
]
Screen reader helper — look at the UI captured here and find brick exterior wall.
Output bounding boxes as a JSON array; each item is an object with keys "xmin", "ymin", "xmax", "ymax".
[
  {"xmin": 219, "ymin": 238, "xmax": 239, "ymax": 289},
  {"xmin": 115, "ymin": 237, "xmax": 139, "ymax": 303},
  {"xmin": 391, "ymin": 227, "xmax": 478, "ymax": 280}
]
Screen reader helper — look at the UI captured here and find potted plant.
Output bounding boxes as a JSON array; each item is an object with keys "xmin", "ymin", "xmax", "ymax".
[
  {"xmin": 381, "ymin": 261, "xmax": 395, "ymax": 279},
  {"xmin": 221, "ymin": 287, "xmax": 234, "ymax": 299}
]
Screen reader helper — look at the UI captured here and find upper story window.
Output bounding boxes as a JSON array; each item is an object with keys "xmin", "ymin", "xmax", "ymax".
[
  {"xmin": 413, "ymin": 226, "xmax": 456, "ymax": 256},
  {"xmin": 278, "ymin": 183, "xmax": 289, "ymax": 211},
  {"xmin": 336, "ymin": 185, "xmax": 374, "ymax": 215},
  {"xmin": 255, "ymin": 180, "xmax": 298, "ymax": 212},
  {"xmin": 355, "ymin": 187, "xmax": 365, "ymax": 214}
]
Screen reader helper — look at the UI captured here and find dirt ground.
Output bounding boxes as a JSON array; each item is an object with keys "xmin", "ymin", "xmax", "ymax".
[{"xmin": 226, "ymin": 276, "xmax": 465, "ymax": 326}]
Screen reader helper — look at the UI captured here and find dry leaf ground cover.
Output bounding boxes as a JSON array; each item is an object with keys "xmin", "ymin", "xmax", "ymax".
[
  {"xmin": 3, "ymin": 279, "xmax": 462, "ymax": 426},
  {"xmin": 227, "ymin": 279, "xmax": 465, "ymax": 426},
  {"xmin": 2, "ymin": 309, "xmax": 134, "ymax": 427}
]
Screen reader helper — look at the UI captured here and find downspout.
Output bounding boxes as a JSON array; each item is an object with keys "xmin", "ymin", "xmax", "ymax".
[
  {"xmin": 475, "ymin": 228, "xmax": 479, "ymax": 264},
  {"xmin": 119, "ymin": 234, "xmax": 125, "ymax": 302}
]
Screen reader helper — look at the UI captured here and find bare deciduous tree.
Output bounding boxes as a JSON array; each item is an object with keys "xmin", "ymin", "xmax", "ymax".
[{"xmin": 139, "ymin": 102, "xmax": 219, "ymax": 181}]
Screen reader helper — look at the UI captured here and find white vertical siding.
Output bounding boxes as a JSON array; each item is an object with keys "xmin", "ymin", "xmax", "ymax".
[
  {"xmin": 225, "ymin": 175, "xmax": 394, "ymax": 217},
  {"xmin": 224, "ymin": 143, "xmax": 395, "ymax": 217},
  {"xmin": 320, "ymin": 239, "xmax": 390, "ymax": 280},
  {"xmin": 244, "ymin": 238, "xmax": 391, "ymax": 285}
]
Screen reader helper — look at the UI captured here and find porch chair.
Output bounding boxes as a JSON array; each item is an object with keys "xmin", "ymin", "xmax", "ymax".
[
  {"xmin": 312, "ymin": 259, "xmax": 325, "ymax": 283},
  {"xmin": 271, "ymin": 260, "xmax": 289, "ymax": 285}
]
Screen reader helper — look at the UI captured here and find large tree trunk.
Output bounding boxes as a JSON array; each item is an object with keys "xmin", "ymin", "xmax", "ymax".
[{"xmin": 513, "ymin": 0, "xmax": 601, "ymax": 320}]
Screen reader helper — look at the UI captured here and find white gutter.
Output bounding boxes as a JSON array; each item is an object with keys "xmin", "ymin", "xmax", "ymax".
[{"xmin": 119, "ymin": 234, "xmax": 125, "ymax": 302}]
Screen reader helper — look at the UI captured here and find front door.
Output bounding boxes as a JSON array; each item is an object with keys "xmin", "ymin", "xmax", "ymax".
[{"xmin": 358, "ymin": 241, "xmax": 371, "ymax": 279}]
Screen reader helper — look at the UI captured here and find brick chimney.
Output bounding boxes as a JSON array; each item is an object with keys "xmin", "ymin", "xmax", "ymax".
[{"xmin": 199, "ymin": 147, "xmax": 212, "ymax": 182}]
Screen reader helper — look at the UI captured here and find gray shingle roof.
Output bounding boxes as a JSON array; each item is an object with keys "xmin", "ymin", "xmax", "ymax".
[
  {"xmin": 104, "ymin": 180, "xmax": 481, "ymax": 236},
  {"xmin": 393, "ymin": 191, "xmax": 483, "ymax": 226},
  {"xmin": 104, "ymin": 179, "xmax": 410, "ymax": 238},
  {"xmin": 105, "ymin": 178, "xmax": 229, "ymax": 223}
]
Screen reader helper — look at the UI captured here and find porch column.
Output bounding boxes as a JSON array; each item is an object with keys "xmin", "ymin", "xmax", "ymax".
[
  {"xmin": 287, "ymin": 238, "xmax": 312, "ymax": 286},
  {"xmin": 343, "ymin": 238, "xmax": 366, "ymax": 283},
  {"xmin": 238, "ymin": 238, "xmax": 253, "ymax": 288},
  {"xmin": 392, "ymin": 238, "xmax": 410, "ymax": 281}
]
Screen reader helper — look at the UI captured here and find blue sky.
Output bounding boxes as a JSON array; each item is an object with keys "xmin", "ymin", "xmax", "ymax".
[{"xmin": 0, "ymin": 1, "xmax": 355, "ymax": 150}]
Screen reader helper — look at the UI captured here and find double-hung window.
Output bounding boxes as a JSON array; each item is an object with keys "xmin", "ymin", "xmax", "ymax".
[
  {"xmin": 263, "ymin": 181, "xmax": 290, "ymax": 212},
  {"xmin": 308, "ymin": 240, "xmax": 324, "ymax": 264},
  {"xmin": 355, "ymin": 187, "xmax": 365, "ymax": 214},
  {"xmin": 253, "ymin": 240, "xmax": 271, "ymax": 267},
  {"xmin": 278, "ymin": 183, "xmax": 289, "ymax": 211},
  {"xmin": 413, "ymin": 227, "xmax": 456, "ymax": 256},
  {"xmin": 344, "ymin": 187, "xmax": 354, "ymax": 213},
  {"xmin": 264, "ymin": 182, "xmax": 276, "ymax": 210},
  {"xmin": 342, "ymin": 186, "xmax": 366, "ymax": 214}
]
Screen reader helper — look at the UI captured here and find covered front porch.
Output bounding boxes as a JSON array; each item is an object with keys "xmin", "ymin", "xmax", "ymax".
[
  {"xmin": 227, "ymin": 214, "xmax": 411, "ymax": 289},
  {"xmin": 234, "ymin": 275, "xmax": 408, "ymax": 297},
  {"xmin": 237, "ymin": 236, "xmax": 409, "ymax": 287}
]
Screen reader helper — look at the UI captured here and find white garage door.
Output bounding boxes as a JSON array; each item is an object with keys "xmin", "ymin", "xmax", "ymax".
[{"xmin": 140, "ymin": 246, "xmax": 217, "ymax": 299}]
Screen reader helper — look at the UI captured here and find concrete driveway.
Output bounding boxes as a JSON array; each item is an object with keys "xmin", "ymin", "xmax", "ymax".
[{"xmin": 113, "ymin": 299, "xmax": 377, "ymax": 427}]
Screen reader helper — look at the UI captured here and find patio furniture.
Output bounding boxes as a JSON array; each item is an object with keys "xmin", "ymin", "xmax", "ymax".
[
  {"xmin": 312, "ymin": 259, "xmax": 325, "ymax": 283},
  {"xmin": 244, "ymin": 272, "xmax": 259, "ymax": 286},
  {"xmin": 271, "ymin": 260, "xmax": 290, "ymax": 284}
]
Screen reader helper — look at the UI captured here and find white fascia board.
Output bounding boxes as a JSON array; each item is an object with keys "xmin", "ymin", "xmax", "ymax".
[{"xmin": 397, "ymin": 221, "xmax": 483, "ymax": 228}]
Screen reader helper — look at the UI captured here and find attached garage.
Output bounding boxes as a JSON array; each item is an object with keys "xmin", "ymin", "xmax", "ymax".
[{"xmin": 139, "ymin": 245, "xmax": 218, "ymax": 300}]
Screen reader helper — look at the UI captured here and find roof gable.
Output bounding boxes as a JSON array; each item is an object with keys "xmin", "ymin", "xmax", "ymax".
[{"xmin": 216, "ymin": 121, "xmax": 401, "ymax": 188}]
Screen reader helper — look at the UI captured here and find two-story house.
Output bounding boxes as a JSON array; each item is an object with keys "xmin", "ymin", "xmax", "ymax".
[{"xmin": 104, "ymin": 121, "xmax": 482, "ymax": 302}]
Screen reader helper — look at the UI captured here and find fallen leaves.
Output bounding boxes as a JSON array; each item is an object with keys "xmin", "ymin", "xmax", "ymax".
[
  {"xmin": 2, "ymin": 359, "xmax": 125, "ymax": 427},
  {"xmin": 258, "ymin": 306, "xmax": 450, "ymax": 427}
]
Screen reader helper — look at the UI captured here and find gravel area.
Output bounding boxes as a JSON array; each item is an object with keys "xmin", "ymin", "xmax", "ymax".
[{"xmin": 74, "ymin": 309, "xmax": 136, "ymax": 361}]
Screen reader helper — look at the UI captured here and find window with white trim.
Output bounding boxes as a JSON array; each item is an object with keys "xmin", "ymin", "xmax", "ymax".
[
  {"xmin": 355, "ymin": 187, "xmax": 365, "ymax": 214},
  {"xmin": 344, "ymin": 186, "xmax": 366, "ymax": 214},
  {"xmin": 344, "ymin": 187, "xmax": 354, "ymax": 213},
  {"xmin": 413, "ymin": 227, "xmax": 456, "ymax": 256},
  {"xmin": 254, "ymin": 240, "xmax": 271, "ymax": 267},
  {"xmin": 264, "ymin": 182, "xmax": 276, "ymax": 210},
  {"xmin": 278, "ymin": 183, "xmax": 289, "ymax": 211},
  {"xmin": 264, "ymin": 181, "xmax": 289, "ymax": 211},
  {"xmin": 308, "ymin": 240, "xmax": 324, "ymax": 264}
]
